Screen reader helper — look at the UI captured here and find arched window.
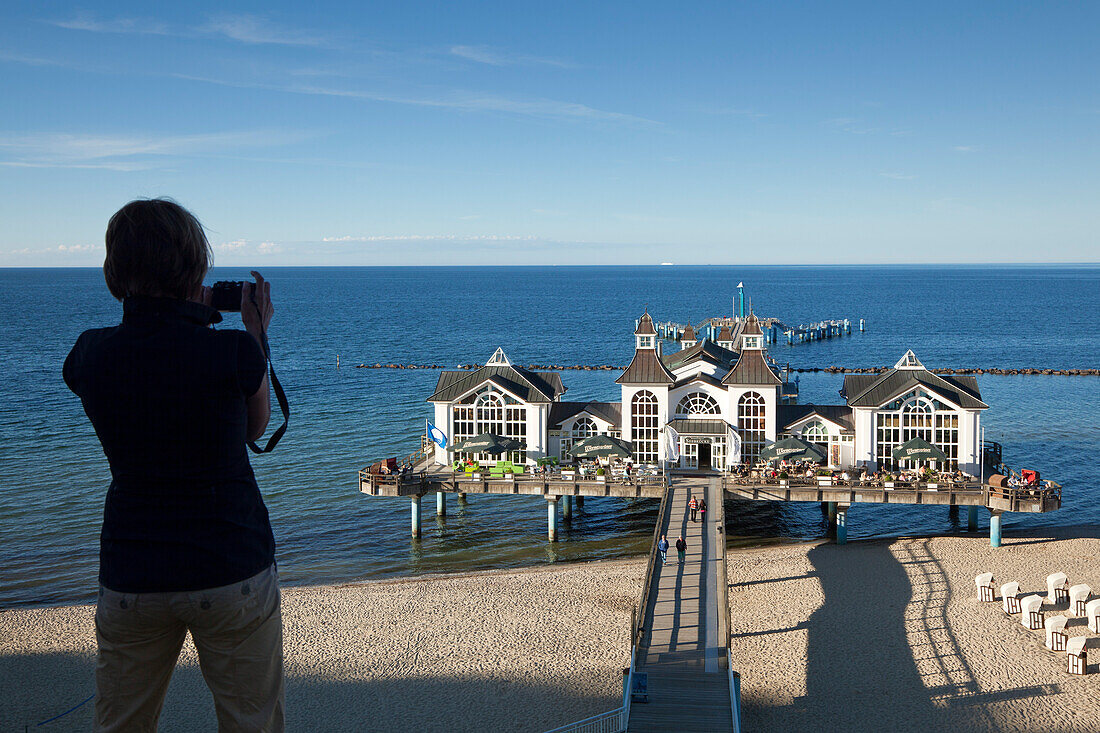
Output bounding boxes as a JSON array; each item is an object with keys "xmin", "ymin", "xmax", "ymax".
[
  {"xmin": 802, "ymin": 420, "xmax": 828, "ymax": 448},
  {"xmin": 572, "ymin": 417, "xmax": 597, "ymax": 438},
  {"xmin": 737, "ymin": 391, "xmax": 765, "ymax": 465},
  {"xmin": 875, "ymin": 391, "xmax": 958, "ymax": 471},
  {"xmin": 632, "ymin": 391, "xmax": 660, "ymax": 463},
  {"xmin": 676, "ymin": 392, "xmax": 720, "ymax": 416},
  {"xmin": 475, "ymin": 392, "xmax": 504, "ymax": 436}
]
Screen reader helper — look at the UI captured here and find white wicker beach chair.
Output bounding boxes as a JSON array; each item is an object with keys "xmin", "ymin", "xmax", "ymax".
[
  {"xmin": 1045, "ymin": 615, "xmax": 1069, "ymax": 651},
  {"xmin": 1069, "ymin": 584, "xmax": 1091, "ymax": 617},
  {"xmin": 975, "ymin": 573, "xmax": 995, "ymax": 602},
  {"xmin": 1021, "ymin": 595, "xmax": 1044, "ymax": 630},
  {"xmin": 1067, "ymin": 636, "xmax": 1088, "ymax": 675},
  {"xmin": 1001, "ymin": 582, "xmax": 1022, "ymax": 614},
  {"xmin": 1087, "ymin": 598, "xmax": 1100, "ymax": 633},
  {"xmin": 1046, "ymin": 572, "xmax": 1069, "ymax": 605}
]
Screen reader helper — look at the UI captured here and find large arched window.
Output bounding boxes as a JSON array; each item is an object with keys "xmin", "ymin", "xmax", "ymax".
[
  {"xmin": 875, "ymin": 390, "xmax": 957, "ymax": 470},
  {"xmin": 475, "ymin": 392, "xmax": 504, "ymax": 435},
  {"xmin": 737, "ymin": 391, "xmax": 765, "ymax": 465},
  {"xmin": 452, "ymin": 389, "xmax": 526, "ymax": 463},
  {"xmin": 802, "ymin": 420, "xmax": 828, "ymax": 449},
  {"xmin": 632, "ymin": 391, "xmax": 660, "ymax": 463},
  {"xmin": 676, "ymin": 392, "xmax": 720, "ymax": 416},
  {"xmin": 572, "ymin": 417, "xmax": 597, "ymax": 438}
]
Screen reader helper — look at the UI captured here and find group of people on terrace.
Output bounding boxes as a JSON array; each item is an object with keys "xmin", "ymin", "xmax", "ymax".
[{"xmin": 729, "ymin": 459, "xmax": 978, "ymax": 487}]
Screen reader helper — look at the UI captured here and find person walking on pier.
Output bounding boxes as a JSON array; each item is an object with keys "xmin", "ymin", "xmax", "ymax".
[
  {"xmin": 675, "ymin": 536, "xmax": 686, "ymax": 564},
  {"xmin": 658, "ymin": 535, "xmax": 669, "ymax": 564},
  {"xmin": 698, "ymin": 497, "xmax": 708, "ymax": 523},
  {"xmin": 689, "ymin": 495, "xmax": 698, "ymax": 522}
]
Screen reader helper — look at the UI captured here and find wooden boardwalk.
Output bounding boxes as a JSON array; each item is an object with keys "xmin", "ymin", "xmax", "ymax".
[{"xmin": 629, "ymin": 476, "xmax": 733, "ymax": 733}]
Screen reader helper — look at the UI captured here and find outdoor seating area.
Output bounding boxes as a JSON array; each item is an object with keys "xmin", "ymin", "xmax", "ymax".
[
  {"xmin": 981, "ymin": 571, "xmax": 1097, "ymax": 674},
  {"xmin": 725, "ymin": 461, "xmax": 982, "ymax": 491}
]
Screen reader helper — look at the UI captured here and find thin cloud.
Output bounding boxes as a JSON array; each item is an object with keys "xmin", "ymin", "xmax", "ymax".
[
  {"xmin": 200, "ymin": 14, "xmax": 333, "ymax": 47},
  {"xmin": 47, "ymin": 13, "xmax": 170, "ymax": 35},
  {"xmin": 708, "ymin": 107, "xmax": 767, "ymax": 119},
  {"xmin": 450, "ymin": 45, "xmax": 575, "ymax": 68},
  {"xmin": 880, "ymin": 172, "xmax": 916, "ymax": 180},
  {"xmin": 176, "ymin": 74, "xmax": 657, "ymax": 125},
  {"xmin": 0, "ymin": 130, "xmax": 311, "ymax": 169},
  {"xmin": 954, "ymin": 145, "xmax": 980, "ymax": 152}
]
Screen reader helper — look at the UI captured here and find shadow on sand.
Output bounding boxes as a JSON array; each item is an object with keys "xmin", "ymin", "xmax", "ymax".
[{"xmin": 0, "ymin": 650, "xmax": 614, "ymax": 732}]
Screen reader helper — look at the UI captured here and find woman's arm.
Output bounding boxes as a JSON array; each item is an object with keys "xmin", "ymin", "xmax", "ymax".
[{"xmin": 242, "ymin": 271, "xmax": 274, "ymax": 443}]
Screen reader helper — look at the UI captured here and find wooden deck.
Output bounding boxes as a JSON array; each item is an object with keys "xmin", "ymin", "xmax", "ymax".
[{"xmin": 628, "ymin": 477, "xmax": 733, "ymax": 732}]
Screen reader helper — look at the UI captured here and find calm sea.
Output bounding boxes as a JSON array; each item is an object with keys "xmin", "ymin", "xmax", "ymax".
[{"xmin": 1, "ymin": 265, "xmax": 1097, "ymax": 608}]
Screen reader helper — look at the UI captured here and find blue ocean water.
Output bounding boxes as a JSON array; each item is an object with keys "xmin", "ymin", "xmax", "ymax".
[{"xmin": 0, "ymin": 265, "xmax": 1097, "ymax": 608}]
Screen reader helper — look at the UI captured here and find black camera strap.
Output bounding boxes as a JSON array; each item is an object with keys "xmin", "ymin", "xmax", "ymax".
[{"xmin": 246, "ymin": 290, "xmax": 289, "ymax": 455}]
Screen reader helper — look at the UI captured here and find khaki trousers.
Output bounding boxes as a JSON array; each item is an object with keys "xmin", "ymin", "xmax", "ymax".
[{"xmin": 95, "ymin": 564, "xmax": 284, "ymax": 732}]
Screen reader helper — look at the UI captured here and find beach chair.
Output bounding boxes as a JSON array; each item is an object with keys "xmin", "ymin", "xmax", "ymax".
[
  {"xmin": 1021, "ymin": 595, "xmax": 1044, "ymax": 630},
  {"xmin": 975, "ymin": 573, "xmax": 996, "ymax": 602},
  {"xmin": 1069, "ymin": 584, "xmax": 1091, "ymax": 617},
  {"xmin": 1046, "ymin": 572, "xmax": 1069, "ymax": 605},
  {"xmin": 1001, "ymin": 582, "xmax": 1022, "ymax": 614},
  {"xmin": 1067, "ymin": 636, "xmax": 1088, "ymax": 675},
  {"xmin": 1045, "ymin": 615, "xmax": 1069, "ymax": 651},
  {"xmin": 1086, "ymin": 599, "xmax": 1100, "ymax": 633}
]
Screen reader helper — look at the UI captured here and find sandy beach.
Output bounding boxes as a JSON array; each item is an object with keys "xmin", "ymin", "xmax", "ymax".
[{"xmin": 4, "ymin": 527, "xmax": 1100, "ymax": 731}]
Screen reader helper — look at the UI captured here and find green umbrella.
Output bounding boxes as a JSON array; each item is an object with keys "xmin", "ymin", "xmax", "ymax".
[
  {"xmin": 452, "ymin": 433, "xmax": 526, "ymax": 455},
  {"xmin": 891, "ymin": 437, "xmax": 947, "ymax": 463},
  {"xmin": 759, "ymin": 436, "xmax": 826, "ymax": 463},
  {"xmin": 568, "ymin": 435, "xmax": 633, "ymax": 459}
]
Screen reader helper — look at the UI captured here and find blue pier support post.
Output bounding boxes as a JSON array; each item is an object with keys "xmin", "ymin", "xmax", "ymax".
[
  {"xmin": 836, "ymin": 504, "xmax": 849, "ymax": 545},
  {"xmin": 576, "ymin": 495, "xmax": 584, "ymax": 509},
  {"xmin": 563, "ymin": 495, "xmax": 572, "ymax": 522},
  {"xmin": 547, "ymin": 497, "xmax": 559, "ymax": 542},
  {"xmin": 859, "ymin": 318, "xmax": 865, "ymax": 332},
  {"xmin": 967, "ymin": 505, "xmax": 978, "ymax": 531},
  {"xmin": 411, "ymin": 495, "xmax": 422, "ymax": 538},
  {"xmin": 436, "ymin": 490, "xmax": 446, "ymax": 517},
  {"xmin": 787, "ymin": 330, "xmax": 793, "ymax": 344},
  {"xmin": 990, "ymin": 510, "xmax": 1003, "ymax": 547}
]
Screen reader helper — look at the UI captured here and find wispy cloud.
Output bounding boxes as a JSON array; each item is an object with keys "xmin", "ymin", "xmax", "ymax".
[
  {"xmin": 0, "ymin": 130, "xmax": 310, "ymax": 170},
  {"xmin": 176, "ymin": 74, "xmax": 657, "ymax": 125},
  {"xmin": 824, "ymin": 117, "xmax": 910, "ymax": 136},
  {"xmin": 450, "ymin": 45, "xmax": 575, "ymax": 68},
  {"xmin": 707, "ymin": 107, "xmax": 767, "ymax": 119},
  {"xmin": 879, "ymin": 171, "xmax": 916, "ymax": 180},
  {"xmin": 48, "ymin": 13, "xmax": 170, "ymax": 35},
  {"xmin": 0, "ymin": 50, "xmax": 77, "ymax": 68},
  {"xmin": 200, "ymin": 14, "xmax": 333, "ymax": 47},
  {"xmin": 953, "ymin": 145, "xmax": 980, "ymax": 152}
]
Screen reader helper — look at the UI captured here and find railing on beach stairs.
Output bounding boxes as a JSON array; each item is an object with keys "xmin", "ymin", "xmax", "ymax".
[{"xmin": 543, "ymin": 707, "xmax": 626, "ymax": 733}]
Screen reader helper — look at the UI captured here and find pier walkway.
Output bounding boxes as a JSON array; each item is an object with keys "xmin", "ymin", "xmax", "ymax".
[{"xmin": 629, "ymin": 476, "xmax": 733, "ymax": 733}]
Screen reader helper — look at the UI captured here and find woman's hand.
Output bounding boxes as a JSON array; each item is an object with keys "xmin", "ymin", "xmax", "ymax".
[{"xmin": 242, "ymin": 271, "xmax": 274, "ymax": 343}]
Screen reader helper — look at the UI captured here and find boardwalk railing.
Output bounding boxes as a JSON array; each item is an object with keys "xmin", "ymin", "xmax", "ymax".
[
  {"xmin": 725, "ymin": 475, "xmax": 986, "ymax": 491},
  {"xmin": 985, "ymin": 481, "xmax": 1062, "ymax": 511},
  {"xmin": 542, "ymin": 708, "xmax": 625, "ymax": 733},
  {"xmin": 633, "ymin": 479, "xmax": 673, "ymax": 649},
  {"xmin": 716, "ymin": 482, "xmax": 741, "ymax": 731}
]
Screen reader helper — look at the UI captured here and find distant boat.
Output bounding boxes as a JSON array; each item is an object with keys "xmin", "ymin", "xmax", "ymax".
[{"xmin": 660, "ymin": 262, "xmax": 675, "ymax": 266}]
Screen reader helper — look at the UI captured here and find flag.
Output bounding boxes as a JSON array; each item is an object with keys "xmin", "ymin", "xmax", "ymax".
[
  {"xmin": 666, "ymin": 425, "xmax": 680, "ymax": 462},
  {"xmin": 427, "ymin": 421, "xmax": 447, "ymax": 449},
  {"xmin": 727, "ymin": 424, "xmax": 741, "ymax": 466}
]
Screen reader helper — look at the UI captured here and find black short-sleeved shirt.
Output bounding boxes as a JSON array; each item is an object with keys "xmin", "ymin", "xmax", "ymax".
[{"xmin": 64, "ymin": 296, "xmax": 274, "ymax": 593}]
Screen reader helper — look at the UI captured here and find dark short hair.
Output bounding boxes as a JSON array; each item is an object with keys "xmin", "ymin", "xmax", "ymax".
[{"xmin": 103, "ymin": 198, "xmax": 212, "ymax": 301}]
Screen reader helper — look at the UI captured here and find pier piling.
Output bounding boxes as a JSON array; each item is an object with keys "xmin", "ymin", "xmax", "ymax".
[
  {"xmin": 967, "ymin": 506, "xmax": 978, "ymax": 531},
  {"xmin": 436, "ymin": 491, "xmax": 446, "ymax": 517},
  {"xmin": 411, "ymin": 495, "xmax": 422, "ymax": 538},
  {"xmin": 547, "ymin": 497, "xmax": 559, "ymax": 542},
  {"xmin": 836, "ymin": 505, "xmax": 849, "ymax": 545},
  {"xmin": 563, "ymin": 495, "xmax": 572, "ymax": 521},
  {"xmin": 990, "ymin": 510, "xmax": 1003, "ymax": 547}
]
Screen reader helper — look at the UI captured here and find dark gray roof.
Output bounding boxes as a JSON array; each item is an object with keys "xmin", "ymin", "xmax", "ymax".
[
  {"xmin": 549, "ymin": 401, "xmax": 623, "ymax": 429},
  {"xmin": 616, "ymin": 347, "xmax": 676, "ymax": 385},
  {"xmin": 428, "ymin": 365, "xmax": 566, "ymax": 404},
  {"xmin": 672, "ymin": 372, "xmax": 726, "ymax": 390},
  {"xmin": 681, "ymin": 324, "xmax": 696, "ymax": 341},
  {"xmin": 668, "ymin": 418, "xmax": 728, "ymax": 435},
  {"xmin": 662, "ymin": 339, "xmax": 740, "ymax": 372},
  {"xmin": 635, "ymin": 311, "xmax": 657, "ymax": 336},
  {"xmin": 716, "ymin": 325, "xmax": 733, "ymax": 343},
  {"xmin": 843, "ymin": 370, "xmax": 987, "ymax": 409},
  {"xmin": 777, "ymin": 404, "xmax": 854, "ymax": 432},
  {"xmin": 722, "ymin": 349, "xmax": 782, "ymax": 386}
]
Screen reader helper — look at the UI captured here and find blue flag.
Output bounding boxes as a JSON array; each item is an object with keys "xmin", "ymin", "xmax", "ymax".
[{"xmin": 427, "ymin": 422, "xmax": 447, "ymax": 449}]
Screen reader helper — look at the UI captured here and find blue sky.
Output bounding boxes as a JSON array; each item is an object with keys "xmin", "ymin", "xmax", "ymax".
[{"xmin": 1, "ymin": 2, "xmax": 1098, "ymax": 266}]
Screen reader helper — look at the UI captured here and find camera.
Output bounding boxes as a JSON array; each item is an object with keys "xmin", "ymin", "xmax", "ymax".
[{"xmin": 210, "ymin": 281, "xmax": 244, "ymax": 311}]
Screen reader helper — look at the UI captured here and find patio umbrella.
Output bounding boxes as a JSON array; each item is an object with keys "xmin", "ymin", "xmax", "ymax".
[
  {"xmin": 891, "ymin": 437, "xmax": 947, "ymax": 463},
  {"xmin": 568, "ymin": 435, "xmax": 633, "ymax": 460},
  {"xmin": 759, "ymin": 436, "xmax": 826, "ymax": 463},
  {"xmin": 451, "ymin": 433, "xmax": 526, "ymax": 455}
]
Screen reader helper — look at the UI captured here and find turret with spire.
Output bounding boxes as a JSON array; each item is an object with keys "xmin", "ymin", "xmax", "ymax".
[{"xmin": 679, "ymin": 324, "xmax": 697, "ymax": 350}]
